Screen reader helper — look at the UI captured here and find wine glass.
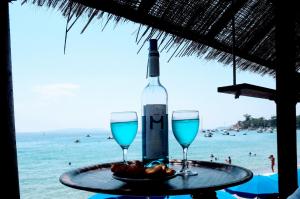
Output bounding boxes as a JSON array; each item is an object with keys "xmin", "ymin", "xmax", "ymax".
[
  {"xmin": 172, "ymin": 110, "xmax": 199, "ymax": 176},
  {"xmin": 110, "ymin": 111, "xmax": 138, "ymax": 164}
]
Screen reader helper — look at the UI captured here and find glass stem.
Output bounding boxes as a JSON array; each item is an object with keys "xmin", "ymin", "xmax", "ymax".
[
  {"xmin": 122, "ymin": 148, "xmax": 128, "ymax": 164},
  {"xmin": 182, "ymin": 147, "xmax": 188, "ymax": 172}
]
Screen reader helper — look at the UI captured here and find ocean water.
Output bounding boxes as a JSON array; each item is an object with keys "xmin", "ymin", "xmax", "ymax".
[{"xmin": 16, "ymin": 130, "xmax": 300, "ymax": 199}]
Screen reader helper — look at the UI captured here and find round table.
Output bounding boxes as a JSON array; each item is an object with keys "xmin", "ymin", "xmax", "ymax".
[{"xmin": 60, "ymin": 160, "xmax": 253, "ymax": 199}]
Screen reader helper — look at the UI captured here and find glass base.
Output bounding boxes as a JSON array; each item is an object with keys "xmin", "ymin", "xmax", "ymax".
[{"xmin": 178, "ymin": 169, "xmax": 198, "ymax": 176}]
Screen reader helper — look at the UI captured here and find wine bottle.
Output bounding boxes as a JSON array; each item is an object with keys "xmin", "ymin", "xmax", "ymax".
[{"xmin": 142, "ymin": 39, "xmax": 169, "ymax": 165}]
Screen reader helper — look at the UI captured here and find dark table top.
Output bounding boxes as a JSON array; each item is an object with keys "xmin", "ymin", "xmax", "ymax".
[{"xmin": 60, "ymin": 160, "xmax": 253, "ymax": 196}]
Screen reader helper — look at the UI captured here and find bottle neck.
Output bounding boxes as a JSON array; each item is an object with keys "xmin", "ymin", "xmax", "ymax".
[
  {"xmin": 148, "ymin": 76, "xmax": 160, "ymax": 85},
  {"xmin": 147, "ymin": 50, "xmax": 160, "ymax": 78}
]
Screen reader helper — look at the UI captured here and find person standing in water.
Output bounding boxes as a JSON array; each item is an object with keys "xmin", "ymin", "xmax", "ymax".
[
  {"xmin": 228, "ymin": 156, "xmax": 232, "ymax": 164},
  {"xmin": 269, "ymin": 155, "xmax": 275, "ymax": 172},
  {"xmin": 225, "ymin": 156, "xmax": 232, "ymax": 164}
]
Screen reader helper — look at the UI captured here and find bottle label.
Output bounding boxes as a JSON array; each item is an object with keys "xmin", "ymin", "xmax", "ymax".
[{"xmin": 142, "ymin": 104, "xmax": 168, "ymax": 161}]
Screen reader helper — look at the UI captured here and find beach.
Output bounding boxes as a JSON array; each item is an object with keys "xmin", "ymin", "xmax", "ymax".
[{"xmin": 16, "ymin": 130, "xmax": 300, "ymax": 199}]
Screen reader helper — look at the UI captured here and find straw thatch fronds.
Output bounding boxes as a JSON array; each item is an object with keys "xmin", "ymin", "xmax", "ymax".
[{"xmin": 22, "ymin": 0, "xmax": 300, "ymax": 76}]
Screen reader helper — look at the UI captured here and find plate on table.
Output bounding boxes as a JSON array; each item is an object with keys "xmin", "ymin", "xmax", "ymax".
[{"xmin": 112, "ymin": 173, "xmax": 177, "ymax": 183}]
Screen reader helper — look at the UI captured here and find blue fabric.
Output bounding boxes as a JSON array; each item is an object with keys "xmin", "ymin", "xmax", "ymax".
[
  {"xmin": 89, "ymin": 194, "xmax": 120, "ymax": 199},
  {"xmin": 89, "ymin": 191, "xmax": 235, "ymax": 199},
  {"xmin": 269, "ymin": 168, "xmax": 300, "ymax": 183},
  {"xmin": 89, "ymin": 194, "xmax": 165, "ymax": 199},
  {"xmin": 216, "ymin": 191, "xmax": 236, "ymax": 199},
  {"xmin": 167, "ymin": 195, "xmax": 191, "ymax": 199},
  {"xmin": 226, "ymin": 175, "xmax": 278, "ymax": 198}
]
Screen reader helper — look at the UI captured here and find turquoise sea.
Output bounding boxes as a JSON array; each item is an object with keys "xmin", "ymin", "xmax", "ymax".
[{"xmin": 17, "ymin": 130, "xmax": 300, "ymax": 199}]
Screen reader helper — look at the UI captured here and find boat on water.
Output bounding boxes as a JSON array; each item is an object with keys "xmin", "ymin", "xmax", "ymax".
[
  {"xmin": 267, "ymin": 128, "xmax": 274, "ymax": 133},
  {"xmin": 74, "ymin": 139, "xmax": 80, "ymax": 143},
  {"xmin": 107, "ymin": 136, "xmax": 114, "ymax": 140},
  {"xmin": 257, "ymin": 129, "xmax": 263, "ymax": 133},
  {"xmin": 204, "ymin": 132, "xmax": 213, "ymax": 137}
]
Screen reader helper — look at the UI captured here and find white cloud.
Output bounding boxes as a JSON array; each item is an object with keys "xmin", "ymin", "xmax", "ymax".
[{"xmin": 33, "ymin": 83, "xmax": 80, "ymax": 100}]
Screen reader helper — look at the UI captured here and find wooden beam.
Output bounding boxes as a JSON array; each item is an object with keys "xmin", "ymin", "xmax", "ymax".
[
  {"xmin": 206, "ymin": 0, "xmax": 248, "ymax": 39},
  {"xmin": 297, "ymin": 73, "xmax": 300, "ymax": 91},
  {"xmin": 73, "ymin": 0, "xmax": 274, "ymax": 69},
  {"xmin": 274, "ymin": 0, "xmax": 298, "ymax": 198},
  {"xmin": 218, "ymin": 83, "xmax": 300, "ymax": 101},
  {"xmin": 0, "ymin": 1, "xmax": 20, "ymax": 199},
  {"xmin": 217, "ymin": 83, "xmax": 276, "ymax": 100}
]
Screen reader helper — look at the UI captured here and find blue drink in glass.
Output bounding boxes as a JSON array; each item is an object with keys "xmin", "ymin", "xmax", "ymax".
[
  {"xmin": 172, "ymin": 119, "xmax": 199, "ymax": 148},
  {"xmin": 110, "ymin": 112, "xmax": 138, "ymax": 164},
  {"xmin": 111, "ymin": 121, "xmax": 138, "ymax": 149},
  {"xmin": 172, "ymin": 110, "xmax": 199, "ymax": 176}
]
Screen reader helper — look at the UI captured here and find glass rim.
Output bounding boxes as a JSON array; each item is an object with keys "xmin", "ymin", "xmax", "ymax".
[
  {"xmin": 110, "ymin": 111, "xmax": 137, "ymax": 115},
  {"xmin": 110, "ymin": 111, "xmax": 138, "ymax": 122},
  {"xmin": 172, "ymin": 110, "xmax": 199, "ymax": 113}
]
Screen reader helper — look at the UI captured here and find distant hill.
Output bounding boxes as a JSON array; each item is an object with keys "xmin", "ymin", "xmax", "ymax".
[{"xmin": 233, "ymin": 114, "xmax": 300, "ymax": 129}]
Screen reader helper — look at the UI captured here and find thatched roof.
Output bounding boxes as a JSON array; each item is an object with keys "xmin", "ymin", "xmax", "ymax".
[{"xmin": 22, "ymin": 0, "xmax": 300, "ymax": 76}]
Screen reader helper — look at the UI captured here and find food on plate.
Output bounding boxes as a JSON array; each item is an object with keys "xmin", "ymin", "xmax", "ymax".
[
  {"xmin": 165, "ymin": 167, "xmax": 176, "ymax": 175},
  {"xmin": 111, "ymin": 161, "xmax": 176, "ymax": 178}
]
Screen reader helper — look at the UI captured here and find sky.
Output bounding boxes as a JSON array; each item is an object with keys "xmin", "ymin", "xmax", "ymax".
[{"xmin": 9, "ymin": 3, "xmax": 299, "ymax": 132}]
